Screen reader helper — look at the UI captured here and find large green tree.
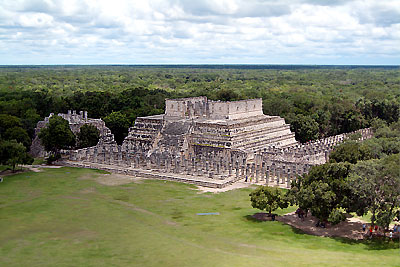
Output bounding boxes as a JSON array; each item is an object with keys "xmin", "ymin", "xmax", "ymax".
[
  {"xmin": 103, "ymin": 111, "xmax": 130, "ymax": 145},
  {"xmin": 287, "ymin": 114, "xmax": 319, "ymax": 143},
  {"xmin": 289, "ymin": 162, "xmax": 352, "ymax": 224},
  {"xmin": 3, "ymin": 126, "xmax": 31, "ymax": 149},
  {"xmin": 0, "ymin": 114, "xmax": 21, "ymax": 136},
  {"xmin": 38, "ymin": 116, "xmax": 75, "ymax": 159},
  {"xmin": 0, "ymin": 140, "xmax": 33, "ymax": 171},
  {"xmin": 348, "ymin": 154, "xmax": 400, "ymax": 231},
  {"xmin": 249, "ymin": 186, "xmax": 288, "ymax": 215},
  {"xmin": 329, "ymin": 140, "xmax": 372, "ymax": 164},
  {"xmin": 76, "ymin": 124, "xmax": 100, "ymax": 149}
]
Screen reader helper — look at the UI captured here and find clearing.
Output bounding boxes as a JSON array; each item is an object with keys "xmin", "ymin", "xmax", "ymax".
[{"xmin": 0, "ymin": 167, "xmax": 399, "ymax": 266}]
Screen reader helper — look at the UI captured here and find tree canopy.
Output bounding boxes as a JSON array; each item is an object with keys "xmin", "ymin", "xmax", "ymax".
[
  {"xmin": 348, "ymin": 154, "xmax": 400, "ymax": 231},
  {"xmin": 249, "ymin": 186, "xmax": 288, "ymax": 215},
  {"xmin": 103, "ymin": 111, "xmax": 130, "ymax": 145},
  {"xmin": 329, "ymin": 140, "xmax": 372, "ymax": 164},
  {"xmin": 0, "ymin": 140, "xmax": 33, "ymax": 171},
  {"xmin": 287, "ymin": 114, "xmax": 319, "ymax": 143},
  {"xmin": 3, "ymin": 126, "xmax": 31, "ymax": 149},
  {"xmin": 38, "ymin": 115, "xmax": 75, "ymax": 158},
  {"xmin": 76, "ymin": 124, "xmax": 100, "ymax": 149},
  {"xmin": 290, "ymin": 162, "xmax": 352, "ymax": 224}
]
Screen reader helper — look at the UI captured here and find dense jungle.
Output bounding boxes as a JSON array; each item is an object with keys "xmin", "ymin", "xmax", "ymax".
[{"xmin": 0, "ymin": 65, "xmax": 398, "ymax": 145}]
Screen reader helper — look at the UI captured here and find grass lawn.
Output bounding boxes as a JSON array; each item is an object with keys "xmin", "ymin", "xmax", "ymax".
[{"xmin": 0, "ymin": 167, "xmax": 399, "ymax": 266}]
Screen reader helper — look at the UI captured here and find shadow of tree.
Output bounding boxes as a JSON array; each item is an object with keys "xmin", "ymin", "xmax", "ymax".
[
  {"xmin": 244, "ymin": 214, "xmax": 265, "ymax": 223},
  {"xmin": 245, "ymin": 213, "xmax": 399, "ymax": 250}
]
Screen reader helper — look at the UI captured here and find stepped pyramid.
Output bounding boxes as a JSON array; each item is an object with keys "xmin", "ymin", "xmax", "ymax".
[{"xmin": 122, "ymin": 97, "xmax": 297, "ymax": 157}]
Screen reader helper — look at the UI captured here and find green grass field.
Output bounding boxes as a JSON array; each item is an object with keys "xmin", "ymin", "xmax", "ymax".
[{"xmin": 1, "ymin": 167, "xmax": 399, "ymax": 266}]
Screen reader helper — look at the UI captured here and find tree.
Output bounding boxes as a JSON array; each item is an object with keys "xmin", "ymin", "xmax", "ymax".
[
  {"xmin": 349, "ymin": 154, "xmax": 400, "ymax": 231},
  {"xmin": 0, "ymin": 114, "xmax": 21, "ymax": 135},
  {"xmin": 21, "ymin": 108, "xmax": 41, "ymax": 138},
  {"xmin": 103, "ymin": 111, "xmax": 130, "ymax": 145},
  {"xmin": 249, "ymin": 186, "xmax": 288, "ymax": 215},
  {"xmin": 38, "ymin": 115, "xmax": 75, "ymax": 160},
  {"xmin": 3, "ymin": 126, "xmax": 31, "ymax": 149},
  {"xmin": 329, "ymin": 140, "xmax": 372, "ymax": 164},
  {"xmin": 216, "ymin": 88, "xmax": 239, "ymax": 101},
  {"xmin": 76, "ymin": 124, "xmax": 100, "ymax": 149},
  {"xmin": 290, "ymin": 162, "xmax": 352, "ymax": 224},
  {"xmin": 0, "ymin": 140, "xmax": 33, "ymax": 171},
  {"xmin": 287, "ymin": 114, "xmax": 319, "ymax": 143}
]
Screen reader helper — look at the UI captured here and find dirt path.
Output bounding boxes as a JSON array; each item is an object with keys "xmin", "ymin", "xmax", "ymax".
[
  {"xmin": 196, "ymin": 181, "xmax": 256, "ymax": 193},
  {"xmin": 78, "ymin": 173, "xmax": 143, "ymax": 186},
  {"xmin": 276, "ymin": 212, "xmax": 367, "ymax": 240}
]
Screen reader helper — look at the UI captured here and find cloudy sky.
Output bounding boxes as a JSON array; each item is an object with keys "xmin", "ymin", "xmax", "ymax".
[{"xmin": 1, "ymin": 0, "xmax": 399, "ymax": 65}]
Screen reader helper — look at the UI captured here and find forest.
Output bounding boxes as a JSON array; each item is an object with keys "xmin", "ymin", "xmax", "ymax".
[{"xmin": 0, "ymin": 65, "xmax": 399, "ymax": 148}]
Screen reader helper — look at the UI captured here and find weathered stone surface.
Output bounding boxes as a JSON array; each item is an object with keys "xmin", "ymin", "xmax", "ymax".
[{"xmin": 30, "ymin": 110, "xmax": 115, "ymax": 157}]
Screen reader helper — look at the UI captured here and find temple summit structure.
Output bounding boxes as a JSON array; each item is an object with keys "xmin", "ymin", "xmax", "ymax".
[{"xmin": 123, "ymin": 96, "xmax": 297, "ymax": 158}]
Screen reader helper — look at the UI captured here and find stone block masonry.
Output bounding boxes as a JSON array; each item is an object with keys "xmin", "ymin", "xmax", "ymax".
[
  {"xmin": 32, "ymin": 97, "xmax": 374, "ymax": 188},
  {"xmin": 30, "ymin": 110, "xmax": 116, "ymax": 158}
]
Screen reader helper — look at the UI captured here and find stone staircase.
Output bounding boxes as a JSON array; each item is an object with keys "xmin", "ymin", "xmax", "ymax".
[
  {"xmin": 191, "ymin": 115, "xmax": 297, "ymax": 152},
  {"xmin": 122, "ymin": 115, "xmax": 164, "ymax": 153}
]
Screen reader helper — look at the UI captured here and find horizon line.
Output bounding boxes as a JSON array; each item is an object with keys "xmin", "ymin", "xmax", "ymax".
[{"xmin": 0, "ymin": 63, "xmax": 399, "ymax": 67}]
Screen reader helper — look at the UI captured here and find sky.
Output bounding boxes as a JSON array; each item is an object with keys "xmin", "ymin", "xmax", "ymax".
[{"xmin": 0, "ymin": 0, "xmax": 399, "ymax": 65}]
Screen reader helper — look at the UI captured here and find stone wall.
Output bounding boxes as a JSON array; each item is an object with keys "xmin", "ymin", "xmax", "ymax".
[
  {"xmin": 164, "ymin": 96, "xmax": 263, "ymax": 120},
  {"xmin": 165, "ymin": 96, "xmax": 208, "ymax": 118}
]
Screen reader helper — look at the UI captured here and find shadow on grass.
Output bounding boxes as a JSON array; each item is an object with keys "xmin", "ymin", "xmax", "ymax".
[
  {"xmin": 244, "ymin": 214, "xmax": 265, "ymax": 223},
  {"xmin": 337, "ymin": 235, "xmax": 400, "ymax": 250},
  {"xmin": 286, "ymin": 223, "xmax": 399, "ymax": 250},
  {"xmin": 245, "ymin": 213, "xmax": 399, "ymax": 250}
]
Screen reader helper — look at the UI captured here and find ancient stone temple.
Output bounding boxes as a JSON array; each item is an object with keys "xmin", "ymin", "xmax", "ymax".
[
  {"xmin": 123, "ymin": 97, "xmax": 297, "ymax": 158},
  {"xmin": 32, "ymin": 97, "xmax": 373, "ymax": 189}
]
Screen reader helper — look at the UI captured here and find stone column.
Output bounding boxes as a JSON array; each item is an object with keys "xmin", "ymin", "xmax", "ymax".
[
  {"xmin": 193, "ymin": 160, "xmax": 197, "ymax": 175},
  {"xmin": 255, "ymin": 165, "xmax": 260, "ymax": 183},
  {"xmin": 235, "ymin": 162, "xmax": 239, "ymax": 179},
  {"xmin": 271, "ymin": 166, "xmax": 276, "ymax": 184},
  {"xmin": 176, "ymin": 159, "xmax": 181, "ymax": 173},
  {"xmin": 166, "ymin": 158, "xmax": 171, "ymax": 172},
  {"xmin": 251, "ymin": 163, "xmax": 255, "ymax": 183},
  {"xmin": 241, "ymin": 164, "xmax": 246, "ymax": 178},
  {"xmin": 245, "ymin": 164, "xmax": 250, "ymax": 180},
  {"xmin": 197, "ymin": 161, "xmax": 203, "ymax": 176},
  {"xmin": 146, "ymin": 157, "xmax": 151, "ymax": 170},
  {"xmin": 276, "ymin": 168, "xmax": 281, "ymax": 184},
  {"xmin": 324, "ymin": 150, "xmax": 329, "ymax": 162},
  {"xmin": 183, "ymin": 158, "xmax": 188, "ymax": 173},
  {"xmin": 287, "ymin": 172, "xmax": 292, "ymax": 188},
  {"xmin": 261, "ymin": 163, "xmax": 265, "ymax": 182}
]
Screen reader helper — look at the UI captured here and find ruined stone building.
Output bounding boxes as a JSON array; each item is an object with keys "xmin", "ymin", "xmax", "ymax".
[
  {"xmin": 31, "ymin": 97, "xmax": 373, "ymax": 188},
  {"xmin": 123, "ymin": 96, "xmax": 297, "ymax": 158}
]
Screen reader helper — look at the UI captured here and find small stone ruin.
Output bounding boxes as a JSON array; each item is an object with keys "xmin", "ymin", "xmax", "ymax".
[
  {"xmin": 31, "ymin": 97, "xmax": 373, "ymax": 188},
  {"xmin": 30, "ymin": 110, "xmax": 115, "ymax": 157}
]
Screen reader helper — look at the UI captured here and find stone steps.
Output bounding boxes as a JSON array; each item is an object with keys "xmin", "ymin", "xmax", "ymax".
[
  {"xmin": 236, "ymin": 133, "xmax": 297, "ymax": 151},
  {"xmin": 60, "ymin": 161, "xmax": 240, "ymax": 189}
]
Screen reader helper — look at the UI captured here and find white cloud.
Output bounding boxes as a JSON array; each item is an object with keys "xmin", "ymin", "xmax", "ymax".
[{"xmin": 0, "ymin": 0, "xmax": 398, "ymax": 64}]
